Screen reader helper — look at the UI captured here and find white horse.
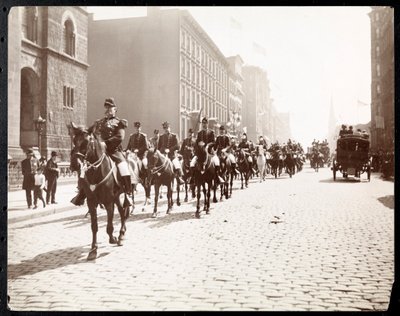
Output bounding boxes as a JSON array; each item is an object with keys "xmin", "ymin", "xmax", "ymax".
[{"xmin": 256, "ymin": 145, "xmax": 267, "ymax": 182}]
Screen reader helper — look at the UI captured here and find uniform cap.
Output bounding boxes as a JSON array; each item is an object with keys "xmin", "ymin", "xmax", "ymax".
[
  {"xmin": 134, "ymin": 122, "xmax": 141, "ymax": 128},
  {"xmin": 104, "ymin": 98, "xmax": 116, "ymax": 108},
  {"xmin": 219, "ymin": 125, "xmax": 225, "ymax": 130},
  {"xmin": 201, "ymin": 117, "xmax": 208, "ymax": 123},
  {"xmin": 26, "ymin": 148, "xmax": 34, "ymax": 155},
  {"xmin": 188, "ymin": 128, "xmax": 194, "ymax": 133},
  {"xmin": 154, "ymin": 129, "xmax": 159, "ymax": 134},
  {"xmin": 162, "ymin": 121, "xmax": 170, "ymax": 128},
  {"xmin": 51, "ymin": 151, "xmax": 58, "ymax": 157}
]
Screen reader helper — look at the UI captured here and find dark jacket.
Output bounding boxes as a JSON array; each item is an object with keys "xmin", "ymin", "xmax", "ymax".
[
  {"xmin": 215, "ymin": 135, "xmax": 230, "ymax": 153},
  {"xmin": 126, "ymin": 132, "xmax": 149, "ymax": 159},
  {"xmin": 21, "ymin": 157, "xmax": 38, "ymax": 190},
  {"xmin": 180, "ymin": 137, "xmax": 196, "ymax": 155},
  {"xmin": 158, "ymin": 132, "xmax": 179, "ymax": 159},
  {"xmin": 91, "ymin": 116, "xmax": 128, "ymax": 153},
  {"xmin": 46, "ymin": 158, "xmax": 59, "ymax": 179}
]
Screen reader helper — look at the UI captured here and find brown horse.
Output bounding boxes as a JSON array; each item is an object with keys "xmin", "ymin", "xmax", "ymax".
[
  {"xmin": 237, "ymin": 149, "xmax": 251, "ymax": 189},
  {"xmin": 70, "ymin": 126, "xmax": 129, "ymax": 260},
  {"xmin": 218, "ymin": 150, "xmax": 234, "ymax": 200},
  {"xmin": 146, "ymin": 148, "xmax": 175, "ymax": 218}
]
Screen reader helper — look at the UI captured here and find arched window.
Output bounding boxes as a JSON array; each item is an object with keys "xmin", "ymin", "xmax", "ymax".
[{"xmin": 64, "ymin": 19, "xmax": 75, "ymax": 56}]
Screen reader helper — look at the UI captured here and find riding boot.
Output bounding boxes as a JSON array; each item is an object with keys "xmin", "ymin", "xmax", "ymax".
[
  {"xmin": 175, "ymin": 169, "xmax": 185, "ymax": 185},
  {"xmin": 122, "ymin": 176, "xmax": 133, "ymax": 206},
  {"xmin": 71, "ymin": 188, "xmax": 86, "ymax": 206},
  {"xmin": 216, "ymin": 166, "xmax": 226, "ymax": 184}
]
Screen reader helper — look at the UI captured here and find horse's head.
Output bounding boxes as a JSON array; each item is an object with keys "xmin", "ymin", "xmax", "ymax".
[
  {"xmin": 70, "ymin": 122, "xmax": 90, "ymax": 171},
  {"xmin": 84, "ymin": 132, "xmax": 107, "ymax": 164},
  {"xmin": 146, "ymin": 148, "xmax": 161, "ymax": 170}
]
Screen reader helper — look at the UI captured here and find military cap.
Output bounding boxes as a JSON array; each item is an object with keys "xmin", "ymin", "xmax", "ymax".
[
  {"xmin": 51, "ymin": 151, "xmax": 58, "ymax": 157},
  {"xmin": 219, "ymin": 125, "xmax": 225, "ymax": 130},
  {"xmin": 162, "ymin": 121, "xmax": 170, "ymax": 128},
  {"xmin": 342, "ymin": 124, "xmax": 346, "ymax": 128},
  {"xmin": 201, "ymin": 117, "xmax": 208, "ymax": 123},
  {"xmin": 134, "ymin": 122, "xmax": 141, "ymax": 128},
  {"xmin": 154, "ymin": 129, "xmax": 159, "ymax": 134},
  {"xmin": 104, "ymin": 98, "xmax": 116, "ymax": 107},
  {"xmin": 188, "ymin": 128, "xmax": 194, "ymax": 133},
  {"xmin": 26, "ymin": 148, "xmax": 34, "ymax": 155}
]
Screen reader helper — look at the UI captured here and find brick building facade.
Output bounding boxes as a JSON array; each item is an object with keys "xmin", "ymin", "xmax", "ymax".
[
  {"xmin": 368, "ymin": 7, "xmax": 394, "ymax": 152},
  {"xmin": 88, "ymin": 8, "xmax": 229, "ymax": 143},
  {"xmin": 8, "ymin": 6, "xmax": 89, "ymax": 162}
]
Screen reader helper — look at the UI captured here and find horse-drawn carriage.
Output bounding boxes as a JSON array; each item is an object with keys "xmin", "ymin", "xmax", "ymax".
[{"xmin": 331, "ymin": 134, "xmax": 371, "ymax": 181}]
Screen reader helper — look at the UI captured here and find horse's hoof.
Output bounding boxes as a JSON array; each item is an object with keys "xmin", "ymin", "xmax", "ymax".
[
  {"xmin": 117, "ymin": 239, "xmax": 124, "ymax": 246},
  {"xmin": 195, "ymin": 211, "xmax": 201, "ymax": 219},
  {"xmin": 213, "ymin": 199, "xmax": 218, "ymax": 203},
  {"xmin": 177, "ymin": 201, "xmax": 181, "ymax": 206},
  {"xmin": 152, "ymin": 212, "xmax": 157, "ymax": 218},
  {"xmin": 184, "ymin": 197, "xmax": 188, "ymax": 202},
  {"xmin": 109, "ymin": 237, "xmax": 118, "ymax": 244},
  {"xmin": 87, "ymin": 248, "xmax": 97, "ymax": 261},
  {"xmin": 206, "ymin": 210, "xmax": 210, "ymax": 215}
]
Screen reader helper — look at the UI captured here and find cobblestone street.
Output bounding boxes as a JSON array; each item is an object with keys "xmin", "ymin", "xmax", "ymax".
[{"xmin": 8, "ymin": 166, "xmax": 394, "ymax": 311}]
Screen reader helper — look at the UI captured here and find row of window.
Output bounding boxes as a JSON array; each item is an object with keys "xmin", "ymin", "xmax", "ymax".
[
  {"xmin": 63, "ymin": 86, "xmax": 75, "ymax": 108},
  {"xmin": 181, "ymin": 83, "xmax": 228, "ymax": 114},
  {"xmin": 22, "ymin": 7, "xmax": 76, "ymax": 57},
  {"xmin": 180, "ymin": 28, "xmax": 228, "ymax": 85}
]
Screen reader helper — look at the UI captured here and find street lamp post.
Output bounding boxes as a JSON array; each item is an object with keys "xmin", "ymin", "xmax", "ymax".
[{"xmin": 34, "ymin": 113, "xmax": 46, "ymax": 157}]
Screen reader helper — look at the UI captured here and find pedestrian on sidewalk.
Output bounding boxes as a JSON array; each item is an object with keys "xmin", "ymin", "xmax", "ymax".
[
  {"xmin": 33, "ymin": 167, "xmax": 46, "ymax": 209},
  {"xmin": 45, "ymin": 151, "xmax": 60, "ymax": 204},
  {"xmin": 21, "ymin": 148, "xmax": 39, "ymax": 209}
]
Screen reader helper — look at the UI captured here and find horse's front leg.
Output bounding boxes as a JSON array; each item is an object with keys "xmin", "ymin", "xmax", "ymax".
[
  {"xmin": 167, "ymin": 184, "xmax": 173, "ymax": 214},
  {"xmin": 184, "ymin": 181, "xmax": 188, "ymax": 202},
  {"xmin": 195, "ymin": 183, "xmax": 201, "ymax": 218},
  {"xmin": 116, "ymin": 199, "xmax": 127, "ymax": 246},
  {"xmin": 206, "ymin": 182, "xmax": 212, "ymax": 214},
  {"xmin": 152, "ymin": 183, "xmax": 160, "ymax": 218},
  {"xmin": 87, "ymin": 199, "xmax": 98, "ymax": 261},
  {"xmin": 240, "ymin": 171, "xmax": 244, "ymax": 189},
  {"xmin": 105, "ymin": 202, "xmax": 118, "ymax": 245},
  {"xmin": 212, "ymin": 177, "xmax": 218, "ymax": 203},
  {"xmin": 176, "ymin": 179, "xmax": 181, "ymax": 206}
]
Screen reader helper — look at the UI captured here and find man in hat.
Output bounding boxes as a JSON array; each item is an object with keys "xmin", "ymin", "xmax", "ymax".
[
  {"xmin": 191, "ymin": 117, "xmax": 225, "ymax": 184},
  {"xmin": 45, "ymin": 151, "xmax": 60, "ymax": 204},
  {"xmin": 126, "ymin": 121, "xmax": 149, "ymax": 177},
  {"xmin": 339, "ymin": 124, "xmax": 347, "ymax": 137},
  {"xmin": 84, "ymin": 97, "xmax": 133, "ymax": 206},
  {"xmin": 238, "ymin": 132, "xmax": 254, "ymax": 165},
  {"xmin": 215, "ymin": 125, "xmax": 239, "ymax": 177},
  {"xmin": 180, "ymin": 128, "xmax": 196, "ymax": 155},
  {"xmin": 348, "ymin": 125, "xmax": 354, "ymax": 135},
  {"xmin": 21, "ymin": 148, "xmax": 39, "ymax": 209},
  {"xmin": 158, "ymin": 121, "xmax": 184, "ymax": 184}
]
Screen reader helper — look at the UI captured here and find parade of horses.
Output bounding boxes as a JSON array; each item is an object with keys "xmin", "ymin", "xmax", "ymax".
[{"xmin": 66, "ymin": 97, "xmax": 357, "ymax": 261}]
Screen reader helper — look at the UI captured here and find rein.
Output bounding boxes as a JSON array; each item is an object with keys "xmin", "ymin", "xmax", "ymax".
[{"xmin": 151, "ymin": 154, "xmax": 172, "ymax": 175}]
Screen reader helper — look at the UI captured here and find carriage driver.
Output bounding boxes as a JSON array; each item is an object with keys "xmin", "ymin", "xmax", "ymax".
[
  {"xmin": 88, "ymin": 98, "xmax": 133, "ymax": 206},
  {"xmin": 158, "ymin": 121, "xmax": 185, "ymax": 185},
  {"xmin": 190, "ymin": 117, "xmax": 226, "ymax": 184},
  {"xmin": 126, "ymin": 121, "xmax": 149, "ymax": 177}
]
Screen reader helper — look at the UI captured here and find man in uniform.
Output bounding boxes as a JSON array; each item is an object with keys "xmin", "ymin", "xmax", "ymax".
[
  {"xmin": 150, "ymin": 129, "xmax": 160, "ymax": 149},
  {"xmin": 71, "ymin": 97, "xmax": 133, "ymax": 206},
  {"xmin": 339, "ymin": 124, "xmax": 347, "ymax": 137},
  {"xmin": 158, "ymin": 121, "xmax": 184, "ymax": 184},
  {"xmin": 126, "ymin": 121, "xmax": 149, "ymax": 177},
  {"xmin": 215, "ymin": 125, "xmax": 239, "ymax": 177},
  {"xmin": 190, "ymin": 117, "xmax": 225, "ymax": 183},
  {"xmin": 180, "ymin": 128, "xmax": 196, "ymax": 155},
  {"xmin": 21, "ymin": 148, "xmax": 39, "ymax": 209}
]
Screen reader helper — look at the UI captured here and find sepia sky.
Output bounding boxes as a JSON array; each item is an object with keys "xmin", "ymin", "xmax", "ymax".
[{"xmin": 87, "ymin": 6, "xmax": 372, "ymax": 146}]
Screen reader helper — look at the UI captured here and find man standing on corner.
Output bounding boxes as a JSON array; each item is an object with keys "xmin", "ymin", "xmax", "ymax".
[
  {"xmin": 21, "ymin": 148, "xmax": 39, "ymax": 209},
  {"xmin": 45, "ymin": 151, "xmax": 60, "ymax": 204}
]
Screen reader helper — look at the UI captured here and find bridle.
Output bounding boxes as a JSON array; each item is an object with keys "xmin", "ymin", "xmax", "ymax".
[{"xmin": 150, "ymin": 150, "xmax": 172, "ymax": 175}]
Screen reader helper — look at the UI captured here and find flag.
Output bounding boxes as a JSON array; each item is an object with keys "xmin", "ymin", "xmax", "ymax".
[
  {"xmin": 230, "ymin": 17, "xmax": 242, "ymax": 30},
  {"xmin": 357, "ymin": 99, "xmax": 369, "ymax": 107},
  {"xmin": 253, "ymin": 41, "xmax": 266, "ymax": 56}
]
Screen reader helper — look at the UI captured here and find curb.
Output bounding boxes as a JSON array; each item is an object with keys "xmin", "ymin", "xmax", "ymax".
[{"xmin": 8, "ymin": 204, "xmax": 82, "ymax": 225}]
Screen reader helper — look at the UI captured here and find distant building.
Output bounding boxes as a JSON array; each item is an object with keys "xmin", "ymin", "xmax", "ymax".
[
  {"xmin": 242, "ymin": 66, "xmax": 273, "ymax": 142},
  {"xmin": 226, "ymin": 55, "xmax": 244, "ymax": 137},
  {"xmin": 275, "ymin": 112, "xmax": 291, "ymax": 143},
  {"xmin": 8, "ymin": 6, "xmax": 89, "ymax": 161},
  {"xmin": 368, "ymin": 7, "xmax": 394, "ymax": 151},
  {"xmin": 88, "ymin": 8, "xmax": 229, "ymax": 143}
]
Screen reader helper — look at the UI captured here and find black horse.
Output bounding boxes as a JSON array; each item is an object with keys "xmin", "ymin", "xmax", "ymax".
[
  {"xmin": 283, "ymin": 149, "xmax": 296, "ymax": 178},
  {"xmin": 70, "ymin": 126, "xmax": 129, "ymax": 260},
  {"xmin": 181, "ymin": 147, "xmax": 196, "ymax": 202},
  {"xmin": 146, "ymin": 148, "xmax": 175, "ymax": 218},
  {"xmin": 237, "ymin": 149, "xmax": 251, "ymax": 189},
  {"xmin": 218, "ymin": 150, "xmax": 234, "ymax": 200},
  {"xmin": 193, "ymin": 143, "xmax": 216, "ymax": 218}
]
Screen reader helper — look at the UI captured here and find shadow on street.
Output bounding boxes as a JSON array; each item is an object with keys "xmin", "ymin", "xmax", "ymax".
[
  {"xmin": 8, "ymin": 245, "xmax": 105, "ymax": 280},
  {"xmin": 377, "ymin": 195, "xmax": 394, "ymax": 209}
]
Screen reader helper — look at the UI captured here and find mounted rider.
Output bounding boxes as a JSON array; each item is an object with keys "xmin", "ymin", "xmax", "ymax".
[
  {"xmin": 158, "ymin": 121, "xmax": 185, "ymax": 184},
  {"xmin": 190, "ymin": 117, "xmax": 225, "ymax": 184},
  {"xmin": 150, "ymin": 129, "xmax": 160, "ymax": 149},
  {"xmin": 180, "ymin": 128, "xmax": 196, "ymax": 156},
  {"xmin": 126, "ymin": 121, "xmax": 149, "ymax": 178},
  {"xmin": 238, "ymin": 132, "xmax": 253, "ymax": 165},
  {"xmin": 71, "ymin": 97, "xmax": 133, "ymax": 206},
  {"xmin": 215, "ymin": 125, "xmax": 239, "ymax": 174}
]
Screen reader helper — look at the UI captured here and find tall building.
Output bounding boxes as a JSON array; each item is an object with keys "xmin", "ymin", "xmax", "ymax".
[
  {"xmin": 88, "ymin": 8, "xmax": 229, "ymax": 142},
  {"xmin": 368, "ymin": 7, "xmax": 394, "ymax": 151},
  {"xmin": 242, "ymin": 66, "xmax": 273, "ymax": 142},
  {"xmin": 226, "ymin": 55, "xmax": 244, "ymax": 137},
  {"xmin": 275, "ymin": 112, "xmax": 291, "ymax": 143},
  {"xmin": 8, "ymin": 6, "xmax": 89, "ymax": 162}
]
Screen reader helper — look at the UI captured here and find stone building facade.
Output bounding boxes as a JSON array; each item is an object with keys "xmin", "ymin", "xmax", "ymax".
[
  {"xmin": 88, "ymin": 8, "xmax": 229, "ymax": 143},
  {"xmin": 8, "ymin": 6, "xmax": 89, "ymax": 162},
  {"xmin": 368, "ymin": 7, "xmax": 394, "ymax": 151}
]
